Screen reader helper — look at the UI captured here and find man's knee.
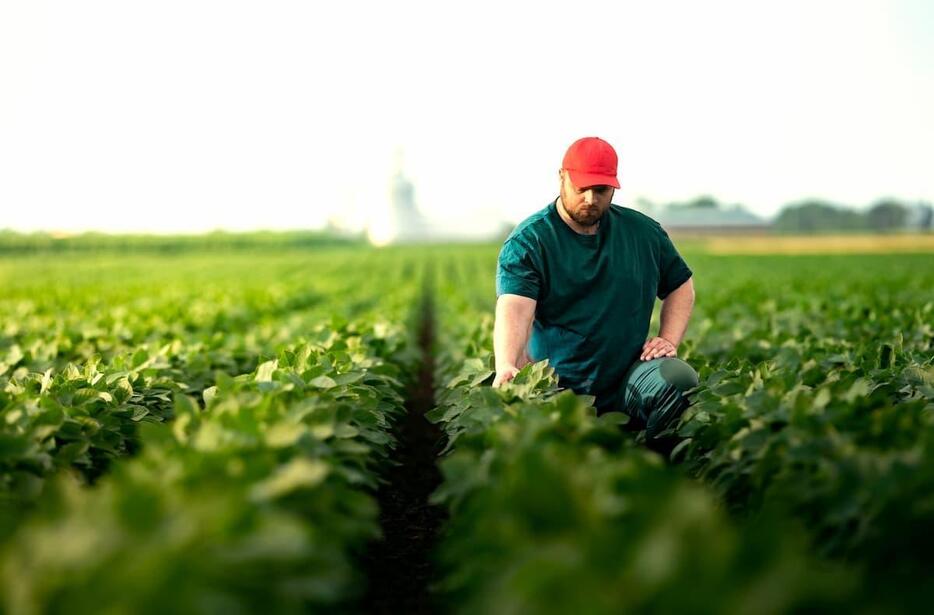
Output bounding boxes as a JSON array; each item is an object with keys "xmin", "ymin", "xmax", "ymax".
[
  {"xmin": 658, "ymin": 357, "xmax": 699, "ymax": 393},
  {"xmin": 639, "ymin": 358, "xmax": 699, "ymax": 440}
]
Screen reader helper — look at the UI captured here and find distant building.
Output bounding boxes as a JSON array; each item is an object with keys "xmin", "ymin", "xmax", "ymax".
[
  {"xmin": 387, "ymin": 168, "xmax": 430, "ymax": 242},
  {"xmin": 906, "ymin": 201, "xmax": 933, "ymax": 231},
  {"xmin": 367, "ymin": 154, "xmax": 510, "ymax": 245},
  {"xmin": 367, "ymin": 161, "xmax": 431, "ymax": 246},
  {"xmin": 631, "ymin": 199, "xmax": 772, "ymax": 235}
]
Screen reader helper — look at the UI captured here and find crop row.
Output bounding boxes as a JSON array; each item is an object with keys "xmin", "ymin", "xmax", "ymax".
[
  {"xmin": 438, "ymin": 249, "xmax": 934, "ymax": 574},
  {"xmin": 0, "ymin": 251, "xmax": 430, "ymax": 613},
  {"xmin": 0, "ymin": 259, "xmax": 410, "ymax": 536},
  {"xmin": 425, "ymin": 271, "xmax": 842, "ymax": 614},
  {"xmin": 426, "ymin": 251, "xmax": 934, "ymax": 613},
  {"xmin": 0, "ymin": 257, "xmax": 423, "ymax": 613},
  {"xmin": 660, "ymin": 254, "xmax": 934, "ymax": 606},
  {"xmin": 0, "ymin": 251, "xmax": 387, "ymax": 370}
]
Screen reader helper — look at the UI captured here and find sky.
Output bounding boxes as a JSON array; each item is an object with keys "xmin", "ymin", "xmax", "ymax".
[{"xmin": 1, "ymin": 0, "xmax": 932, "ymax": 236}]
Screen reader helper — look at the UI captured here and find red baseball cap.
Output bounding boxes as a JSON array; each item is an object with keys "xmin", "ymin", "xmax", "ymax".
[{"xmin": 561, "ymin": 137, "xmax": 620, "ymax": 189}]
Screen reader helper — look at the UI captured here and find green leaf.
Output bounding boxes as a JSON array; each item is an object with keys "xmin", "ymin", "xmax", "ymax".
[
  {"xmin": 309, "ymin": 375, "xmax": 337, "ymax": 389},
  {"xmin": 249, "ymin": 458, "xmax": 330, "ymax": 501},
  {"xmin": 597, "ymin": 412, "xmax": 630, "ymax": 427},
  {"xmin": 334, "ymin": 371, "xmax": 365, "ymax": 385},
  {"xmin": 334, "ymin": 424, "xmax": 359, "ymax": 439},
  {"xmin": 255, "ymin": 360, "xmax": 278, "ymax": 383},
  {"xmin": 202, "ymin": 386, "xmax": 218, "ymax": 406}
]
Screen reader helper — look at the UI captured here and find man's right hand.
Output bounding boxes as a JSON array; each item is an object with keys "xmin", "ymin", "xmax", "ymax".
[{"xmin": 493, "ymin": 365, "xmax": 520, "ymax": 388}]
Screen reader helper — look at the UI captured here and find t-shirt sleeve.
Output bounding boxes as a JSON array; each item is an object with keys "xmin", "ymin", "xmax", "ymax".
[
  {"xmin": 656, "ymin": 225, "xmax": 693, "ymax": 299},
  {"xmin": 496, "ymin": 237, "xmax": 542, "ymax": 300}
]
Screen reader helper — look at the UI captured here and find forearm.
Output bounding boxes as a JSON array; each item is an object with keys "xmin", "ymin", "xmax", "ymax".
[
  {"xmin": 659, "ymin": 278, "xmax": 695, "ymax": 347},
  {"xmin": 494, "ymin": 297, "xmax": 535, "ymax": 370}
]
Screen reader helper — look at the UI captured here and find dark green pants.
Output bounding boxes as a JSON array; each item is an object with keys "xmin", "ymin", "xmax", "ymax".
[{"xmin": 617, "ymin": 357, "xmax": 699, "ymax": 440}]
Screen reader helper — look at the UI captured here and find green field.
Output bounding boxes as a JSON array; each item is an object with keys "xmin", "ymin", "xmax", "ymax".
[{"xmin": 1, "ymin": 242, "xmax": 932, "ymax": 614}]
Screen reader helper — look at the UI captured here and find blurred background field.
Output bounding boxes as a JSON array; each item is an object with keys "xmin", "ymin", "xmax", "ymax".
[
  {"xmin": 672, "ymin": 232, "xmax": 934, "ymax": 255},
  {"xmin": 2, "ymin": 227, "xmax": 932, "ymax": 256}
]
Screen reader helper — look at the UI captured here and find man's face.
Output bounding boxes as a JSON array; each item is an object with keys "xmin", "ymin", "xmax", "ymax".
[{"xmin": 558, "ymin": 170, "xmax": 614, "ymax": 227}]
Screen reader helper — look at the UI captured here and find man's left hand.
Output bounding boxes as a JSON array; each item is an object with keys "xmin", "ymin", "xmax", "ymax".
[{"xmin": 640, "ymin": 336, "xmax": 677, "ymax": 361}]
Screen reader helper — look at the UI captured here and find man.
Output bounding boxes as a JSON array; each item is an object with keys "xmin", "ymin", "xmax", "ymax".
[{"xmin": 492, "ymin": 136, "xmax": 699, "ymax": 443}]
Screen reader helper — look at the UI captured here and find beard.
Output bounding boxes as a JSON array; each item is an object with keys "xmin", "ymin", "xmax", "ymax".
[
  {"xmin": 568, "ymin": 206, "xmax": 602, "ymax": 227},
  {"xmin": 560, "ymin": 187, "xmax": 605, "ymax": 228}
]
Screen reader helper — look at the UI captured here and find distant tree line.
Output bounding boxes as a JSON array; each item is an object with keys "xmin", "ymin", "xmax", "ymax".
[
  {"xmin": 636, "ymin": 196, "xmax": 933, "ymax": 233},
  {"xmin": 773, "ymin": 199, "xmax": 932, "ymax": 233},
  {"xmin": 0, "ymin": 229, "xmax": 366, "ymax": 254}
]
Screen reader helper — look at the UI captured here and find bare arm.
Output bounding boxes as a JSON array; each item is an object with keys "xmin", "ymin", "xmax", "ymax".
[
  {"xmin": 641, "ymin": 277, "xmax": 695, "ymax": 360},
  {"xmin": 659, "ymin": 276, "xmax": 695, "ymax": 346},
  {"xmin": 493, "ymin": 293, "xmax": 537, "ymax": 387}
]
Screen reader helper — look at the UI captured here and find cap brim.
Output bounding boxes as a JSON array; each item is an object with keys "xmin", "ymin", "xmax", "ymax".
[{"xmin": 566, "ymin": 169, "xmax": 620, "ymax": 189}]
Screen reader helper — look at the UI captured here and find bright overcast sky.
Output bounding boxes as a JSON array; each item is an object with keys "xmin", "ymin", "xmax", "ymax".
[{"xmin": 1, "ymin": 0, "xmax": 932, "ymax": 234}]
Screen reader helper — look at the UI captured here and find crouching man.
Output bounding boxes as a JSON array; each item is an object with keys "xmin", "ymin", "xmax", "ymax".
[{"xmin": 492, "ymin": 136, "xmax": 699, "ymax": 447}]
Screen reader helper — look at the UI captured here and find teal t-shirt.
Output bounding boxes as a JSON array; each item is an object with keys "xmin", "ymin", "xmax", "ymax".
[{"xmin": 496, "ymin": 199, "xmax": 693, "ymax": 412}]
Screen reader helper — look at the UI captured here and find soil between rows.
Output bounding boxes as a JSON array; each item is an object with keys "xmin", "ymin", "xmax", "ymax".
[{"xmin": 359, "ymin": 294, "xmax": 446, "ymax": 614}]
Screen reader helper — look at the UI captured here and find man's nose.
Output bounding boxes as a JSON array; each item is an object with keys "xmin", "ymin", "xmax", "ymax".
[{"xmin": 583, "ymin": 189, "xmax": 594, "ymax": 204}]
